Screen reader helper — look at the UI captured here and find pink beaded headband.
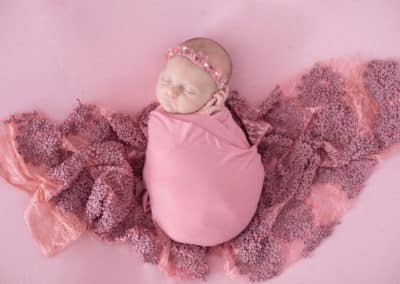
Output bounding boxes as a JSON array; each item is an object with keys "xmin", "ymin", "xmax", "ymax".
[{"xmin": 166, "ymin": 45, "xmax": 227, "ymax": 89}]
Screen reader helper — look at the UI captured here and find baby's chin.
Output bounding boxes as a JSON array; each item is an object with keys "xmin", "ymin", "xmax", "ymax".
[
  {"xmin": 161, "ymin": 104, "xmax": 178, "ymax": 113},
  {"xmin": 159, "ymin": 101, "xmax": 199, "ymax": 114}
]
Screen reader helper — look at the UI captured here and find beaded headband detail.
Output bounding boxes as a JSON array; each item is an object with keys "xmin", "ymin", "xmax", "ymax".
[{"xmin": 166, "ymin": 45, "xmax": 226, "ymax": 89}]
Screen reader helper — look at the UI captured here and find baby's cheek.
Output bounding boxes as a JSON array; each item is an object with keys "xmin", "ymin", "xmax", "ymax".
[
  {"xmin": 155, "ymin": 87, "xmax": 164, "ymax": 102},
  {"xmin": 185, "ymin": 97, "xmax": 207, "ymax": 113},
  {"xmin": 197, "ymin": 94, "xmax": 214, "ymax": 107}
]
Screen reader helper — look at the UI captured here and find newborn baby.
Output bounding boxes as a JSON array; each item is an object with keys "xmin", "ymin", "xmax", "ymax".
[{"xmin": 143, "ymin": 38, "xmax": 265, "ymax": 246}]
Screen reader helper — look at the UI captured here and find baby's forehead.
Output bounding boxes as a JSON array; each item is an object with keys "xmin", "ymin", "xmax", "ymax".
[
  {"xmin": 162, "ymin": 57, "xmax": 216, "ymax": 88},
  {"xmin": 164, "ymin": 56, "xmax": 206, "ymax": 76}
]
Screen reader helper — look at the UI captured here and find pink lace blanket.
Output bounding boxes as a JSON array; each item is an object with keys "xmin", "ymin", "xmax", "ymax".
[{"xmin": 0, "ymin": 58, "xmax": 399, "ymax": 281}]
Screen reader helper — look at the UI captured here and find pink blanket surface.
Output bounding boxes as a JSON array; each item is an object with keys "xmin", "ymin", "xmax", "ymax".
[{"xmin": 0, "ymin": 57, "xmax": 399, "ymax": 282}]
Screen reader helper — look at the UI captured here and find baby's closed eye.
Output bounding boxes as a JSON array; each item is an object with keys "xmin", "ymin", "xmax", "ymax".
[
  {"xmin": 183, "ymin": 87, "xmax": 196, "ymax": 95},
  {"xmin": 160, "ymin": 78, "xmax": 171, "ymax": 85}
]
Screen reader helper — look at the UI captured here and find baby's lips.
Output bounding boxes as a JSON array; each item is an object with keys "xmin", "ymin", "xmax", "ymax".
[{"xmin": 165, "ymin": 94, "xmax": 176, "ymax": 101}]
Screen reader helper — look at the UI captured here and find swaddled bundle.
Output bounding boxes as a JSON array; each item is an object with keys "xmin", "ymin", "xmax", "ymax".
[{"xmin": 143, "ymin": 105, "xmax": 265, "ymax": 246}]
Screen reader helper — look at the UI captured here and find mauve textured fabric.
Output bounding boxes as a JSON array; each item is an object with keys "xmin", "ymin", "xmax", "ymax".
[{"xmin": 1, "ymin": 57, "xmax": 400, "ymax": 282}]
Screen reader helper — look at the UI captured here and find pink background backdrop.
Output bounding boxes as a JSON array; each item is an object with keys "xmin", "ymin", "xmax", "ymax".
[{"xmin": 1, "ymin": 0, "xmax": 399, "ymax": 283}]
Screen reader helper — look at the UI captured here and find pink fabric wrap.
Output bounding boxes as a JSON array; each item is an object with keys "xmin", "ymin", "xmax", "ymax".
[{"xmin": 143, "ymin": 106, "xmax": 265, "ymax": 246}]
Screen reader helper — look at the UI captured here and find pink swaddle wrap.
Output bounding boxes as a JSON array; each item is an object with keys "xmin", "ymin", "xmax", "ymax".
[{"xmin": 143, "ymin": 106, "xmax": 265, "ymax": 246}]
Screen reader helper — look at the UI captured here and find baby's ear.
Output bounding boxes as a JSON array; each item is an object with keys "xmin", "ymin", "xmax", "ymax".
[{"xmin": 212, "ymin": 85, "xmax": 230, "ymax": 103}]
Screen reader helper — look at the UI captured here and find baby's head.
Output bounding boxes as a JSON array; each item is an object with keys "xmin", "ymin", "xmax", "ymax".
[{"xmin": 156, "ymin": 37, "xmax": 232, "ymax": 114}]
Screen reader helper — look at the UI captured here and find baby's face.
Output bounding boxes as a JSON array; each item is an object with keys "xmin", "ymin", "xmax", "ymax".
[{"xmin": 156, "ymin": 56, "xmax": 217, "ymax": 114}]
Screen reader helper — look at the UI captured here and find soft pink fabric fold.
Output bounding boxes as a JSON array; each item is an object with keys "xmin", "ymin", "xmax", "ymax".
[{"xmin": 24, "ymin": 189, "xmax": 86, "ymax": 256}]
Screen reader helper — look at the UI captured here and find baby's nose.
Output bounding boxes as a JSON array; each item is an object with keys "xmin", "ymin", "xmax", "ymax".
[{"xmin": 167, "ymin": 86, "xmax": 183, "ymax": 98}]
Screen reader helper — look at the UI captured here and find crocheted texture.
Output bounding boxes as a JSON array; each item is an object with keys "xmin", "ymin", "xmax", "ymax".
[{"xmin": 1, "ymin": 57, "xmax": 399, "ymax": 282}]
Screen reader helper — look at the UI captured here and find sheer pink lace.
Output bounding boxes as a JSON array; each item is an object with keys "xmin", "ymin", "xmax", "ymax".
[
  {"xmin": 0, "ymin": 57, "xmax": 399, "ymax": 281},
  {"xmin": 0, "ymin": 118, "xmax": 86, "ymax": 256}
]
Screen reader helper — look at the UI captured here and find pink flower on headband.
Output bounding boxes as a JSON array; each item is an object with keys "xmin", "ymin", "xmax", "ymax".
[{"xmin": 166, "ymin": 45, "xmax": 227, "ymax": 89}]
